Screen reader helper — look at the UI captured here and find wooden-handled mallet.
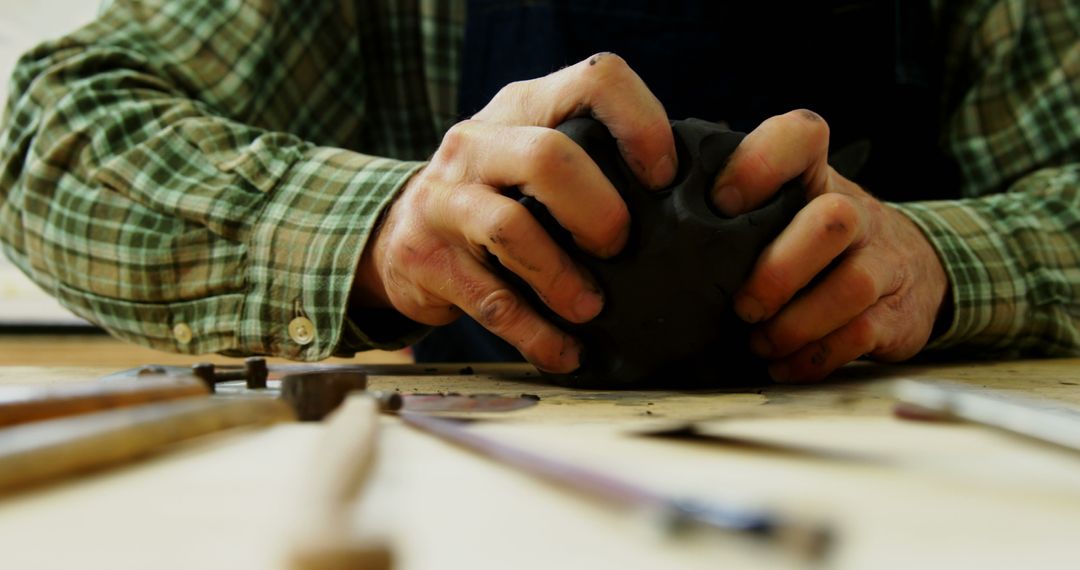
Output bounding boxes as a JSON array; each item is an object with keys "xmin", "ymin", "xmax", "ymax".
[
  {"xmin": 0, "ymin": 365, "xmax": 383, "ymax": 493},
  {"xmin": 287, "ymin": 392, "xmax": 402, "ymax": 570},
  {"xmin": 0, "ymin": 396, "xmax": 295, "ymax": 493}
]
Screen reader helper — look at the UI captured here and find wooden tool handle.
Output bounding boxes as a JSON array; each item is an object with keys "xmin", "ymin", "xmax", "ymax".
[
  {"xmin": 0, "ymin": 375, "xmax": 208, "ymax": 427},
  {"xmin": 0, "ymin": 397, "xmax": 294, "ymax": 493},
  {"xmin": 288, "ymin": 394, "xmax": 392, "ymax": 570}
]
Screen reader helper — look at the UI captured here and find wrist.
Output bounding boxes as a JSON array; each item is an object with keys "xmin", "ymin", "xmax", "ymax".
[{"xmin": 351, "ymin": 241, "xmax": 391, "ymax": 310}]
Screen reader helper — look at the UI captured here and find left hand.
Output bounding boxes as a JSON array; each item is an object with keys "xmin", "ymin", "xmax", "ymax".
[{"xmin": 711, "ymin": 109, "xmax": 950, "ymax": 383}]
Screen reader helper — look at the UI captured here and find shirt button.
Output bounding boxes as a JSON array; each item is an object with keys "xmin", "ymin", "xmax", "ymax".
[
  {"xmin": 288, "ymin": 317, "xmax": 315, "ymax": 346},
  {"xmin": 172, "ymin": 323, "xmax": 193, "ymax": 345}
]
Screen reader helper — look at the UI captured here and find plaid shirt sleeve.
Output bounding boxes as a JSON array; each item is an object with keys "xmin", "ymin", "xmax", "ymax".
[
  {"xmin": 0, "ymin": 0, "xmax": 462, "ymax": 360},
  {"xmin": 3, "ymin": 0, "xmax": 1077, "ymax": 363},
  {"xmin": 892, "ymin": 0, "xmax": 1080, "ymax": 357}
]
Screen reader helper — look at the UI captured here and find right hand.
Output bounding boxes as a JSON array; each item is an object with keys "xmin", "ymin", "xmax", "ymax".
[{"xmin": 352, "ymin": 53, "xmax": 676, "ymax": 372}]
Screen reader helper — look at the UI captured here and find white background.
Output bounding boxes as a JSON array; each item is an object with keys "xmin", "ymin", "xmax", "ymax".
[{"xmin": 0, "ymin": 0, "xmax": 100, "ymax": 325}]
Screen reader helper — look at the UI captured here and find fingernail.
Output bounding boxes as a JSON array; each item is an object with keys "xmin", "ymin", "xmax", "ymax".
[
  {"xmin": 649, "ymin": 153, "xmax": 676, "ymax": 189},
  {"xmin": 713, "ymin": 185, "xmax": 744, "ymax": 217},
  {"xmin": 607, "ymin": 221, "xmax": 630, "ymax": 257},
  {"xmin": 538, "ymin": 337, "xmax": 582, "ymax": 374},
  {"xmin": 768, "ymin": 362, "xmax": 791, "ymax": 383},
  {"xmin": 565, "ymin": 339, "xmax": 584, "ymax": 371},
  {"xmin": 574, "ymin": 290, "xmax": 604, "ymax": 321},
  {"xmin": 735, "ymin": 295, "xmax": 766, "ymax": 323},
  {"xmin": 749, "ymin": 330, "xmax": 774, "ymax": 357}
]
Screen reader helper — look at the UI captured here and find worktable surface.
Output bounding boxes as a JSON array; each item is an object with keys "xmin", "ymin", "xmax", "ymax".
[{"xmin": 1, "ymin": 336, "xmax": 1079, "ymax": 569}]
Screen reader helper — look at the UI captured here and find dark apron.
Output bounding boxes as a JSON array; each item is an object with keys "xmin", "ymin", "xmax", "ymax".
[{"xmin": 413, "ymin": 0, "xmax": 959, "ymax": 364}]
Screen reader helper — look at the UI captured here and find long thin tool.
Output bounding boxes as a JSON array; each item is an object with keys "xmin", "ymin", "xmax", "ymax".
[
  {"xmin": 0, "ymin": 397, "xmax": 294, "ymax": 493},
  {"xmin": 288, "ymin": 393, "xmax": 399, "ymax": 570},
  {"xmin": 0, "ymin": 375, "xmax": 208, "ymax": 427},
  {"xmin": 400, "ymin": 411, "xmax": 831, "ymax": 559},
  {"xmin": 894, "ymin": 379, "xmax": 1080, "ymax": 453}
]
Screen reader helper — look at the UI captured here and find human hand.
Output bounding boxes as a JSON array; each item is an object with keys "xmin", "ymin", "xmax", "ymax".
[
  {"xmin": 712, "ymin": 110, "xmax": 949, "ymax": 382},
  {"xmin": 353, "ymin": 53, "xmax": 677, "ymax": 372}
]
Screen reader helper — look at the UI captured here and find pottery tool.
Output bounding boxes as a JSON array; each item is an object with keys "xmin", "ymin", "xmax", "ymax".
[
  {"xmin": 99, "ymin": 361, "xmax": 539, "ymax": 387},
  {"xmin": 0, "ymin": 397, "xmax": 294, "ymax": 493},
  {"xmin": 288, "ymin": 393, "xmax": 396, "ymax": 570},
  {"xmin": 400, "ymin": 411, "xmax": 831, "ymax": 559},
  {"xmin": 0, "ymin": 374, "xmax": 208, "ymax": 428},
  {"xmin": 894, "ymin": 379, "xmax": 1080, "ymax": 453},
  {"xmin": 101, "ymin": 360, "xmax": 539, "ymax": 418}
]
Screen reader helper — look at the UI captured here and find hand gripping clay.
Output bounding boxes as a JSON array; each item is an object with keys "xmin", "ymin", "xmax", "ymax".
[{"xmin": 499, "ymin": 118, "xmax": 805, "ymax": 388}]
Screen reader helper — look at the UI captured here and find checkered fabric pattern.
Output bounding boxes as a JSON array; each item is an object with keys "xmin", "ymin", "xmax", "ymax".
[
  {"xmin": 0, "ymin": 0, "xmax": 1077, "ymax": 361},
  {"xmin": 895, "ymin": 0, "xmax": 1080, "ymax": 356}
]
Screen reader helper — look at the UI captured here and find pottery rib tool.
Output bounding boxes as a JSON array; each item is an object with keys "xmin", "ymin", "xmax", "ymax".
[
  {"xmin": 0, "ymin": 397, "xmax": 294, "ymax": 493},
  {"xmin": 288, "ymin": 393, "xmax": 397, "ymax": 570},
  {"xmin": 0, "ymin": 374, "xmax": 208, "ymax": 428},
  {"xmin": 894, "ymin": 379, "xmax": 1080, "ymax": 453},
  {"xmin": 400, "ymin": 411, "xmax": 832, "ymax": 560}
]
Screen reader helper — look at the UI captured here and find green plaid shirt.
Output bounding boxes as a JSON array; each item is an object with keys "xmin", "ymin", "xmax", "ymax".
[{"xmin": 1, "ymin": 0, "xmax": 1077, "ymax": 361}]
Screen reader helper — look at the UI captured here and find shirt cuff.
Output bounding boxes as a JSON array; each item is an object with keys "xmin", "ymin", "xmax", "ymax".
[
  {"xmin": 891, "ymin": 199, "xmax": 1015, "ymax": 352},
  {"xmin": 237, "ymin": 146, "xmax": 427, "ymax": 360}
]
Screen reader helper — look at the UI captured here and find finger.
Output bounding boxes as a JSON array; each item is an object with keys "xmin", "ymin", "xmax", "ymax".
[
  {"xmin": 711, "ymin": 109, "xmax": 833, "ymax": 216},
  {"xmin": 749, "ymin": 253, "xmax": 901, "ymax": 359},
  {"xmin": 438, "ymin": 120, "xmax": 630, "ymax": 257},
  {"xmin": 766, "ymin": 313, "xmax": 879, "ymax": 384},
  {"xmin": 473, "ymin": 52, "xmax": 676, "ymax": 190},
  {"xmin": 735, "ymin": 192, "xmax": 869, "ymax": 323},
  {"xmin": 440, "ymin": 184, "xmax": 604, "ymax": 324},
  {"xmin": 436, "ymin": 250, "xmax": 582, "ymax": 373}
]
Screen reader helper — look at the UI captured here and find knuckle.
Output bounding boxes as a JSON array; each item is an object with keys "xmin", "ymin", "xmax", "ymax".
[
  {"xmin": 520, "ymin": 128, "xmax": 574, "ymax": 175},
  {"xmin": 841, "ymin": 263, "xmax": 879, "ymax": 305},
  {"xmin": 476, "ymin": 288, "xmax": 525, "ymax": 331},
  {"xmin": 382, "ymin": 244, "xmax": 462, "ymax": 327},
  {"xmin": 544, "ymin": 261, "xmax": 574, "ymax": 296},
  {"xmin": 581, "ymin": 51, "xmax": 630, "ymax": 88},
  {"xmin": 585, "ymin": 51, "xmax": 628, "ymax": 73},
  {"xmin": 597, "ymin": 202, "xmax": 630, "ymax": 250},
  {"xmin": 540, "ymin": 259, "xmax": 582, "ymax": 309},
  {"xmin": 752, "ymin": 264, "xmax": 791, "ymax": 312},
  {"xmin": 384, "ymin": 222, "xmax": 448, "ymax": 280},
  {"xmin": 438, "ymin": 120, "xmax": 477, "ymax": 162},
  {"xmin": 881, "ymin": 291, "xmax": 912, "ymax": 316},
  {"xmin": 806, "ymin": 340, "xmax": 834, "ymax": 369},
  {"xmin": 763, "ymin": 322, "xmax": 802, "ymax": 355},
  {"xmin": 813, "ymin": 193, "xmax": 859, "ymax": 240},
  {"xmin": 494, "ymin": 80, "xmax": 527, "ymax": 102},
  {"xmin": 486, "ymin": 200, "xmax": 531, "ymax": 239},
  {"xmin": 496, "ymin": 80, "xmax": 534, "ymax": 115},
  {"xmin": 738, "ymin": 147, "xmax": 781, "ymax": 186},
  {"xmin": 846, "ymin": 314, "xmax": 878, "ymax": 352},
  {"xmin": 473, "ymin": 288, "xmax": 568, "ymax": 372},
  {"xmin": 787, "ymin": 108, "xmax": 831, "ymax": 140}
]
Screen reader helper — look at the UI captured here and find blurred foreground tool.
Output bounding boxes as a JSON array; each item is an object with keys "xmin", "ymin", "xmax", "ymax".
[
  {"xmin": 894, "ymin": 379, "xmax": 1080, "ymax": 453},
  {"xmin": 189, "ymin": 359, "xmax": 371, "ymax": 421},
  {"xmin": 121, "ymin": 360, "xmax": 537, "ymax": 419},
  {"xmin": 0, "ymin": 375, "xmax": 208, "ymax": 428},
  {"xmin": 0, "ymin": 397, "xmax": 294, "ymax": 493},
  {"xmin": 288, "ymin": 393, "xmax": 397, "ymax": 570},
  {"xmin": 400, "ymin": 412, "xmax": 832, "ymax": 560},
  {"xmin": 105, "ymin": 360, "xmax": 541, "ymax": 418}
]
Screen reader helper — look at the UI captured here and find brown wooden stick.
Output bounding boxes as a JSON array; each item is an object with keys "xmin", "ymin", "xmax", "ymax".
[
  {"xmin": 288, "ymin": 393, "xmax": 392, "ymax": 570},
  {"xmin": 0, "ymin": 375, "xmax": 208, "ymax": 427},
  {"xmin": 0, "ymin": 397, "xmax": 294, "ymax": 493}
]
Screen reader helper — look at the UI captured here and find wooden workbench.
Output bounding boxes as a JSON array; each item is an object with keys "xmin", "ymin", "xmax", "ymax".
[{"xmin": 1, "ymin": 336, "xmax": 1079, "ymax": 569}]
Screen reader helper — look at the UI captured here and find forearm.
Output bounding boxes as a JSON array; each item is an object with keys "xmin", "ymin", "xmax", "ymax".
[
  {"xmin": 0, "ymin": 0, "xmax": 431, "ymax": 358},
  {"xmin": 893, "ymin": 164, "xmax": 1080, "ymax": 356}
]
